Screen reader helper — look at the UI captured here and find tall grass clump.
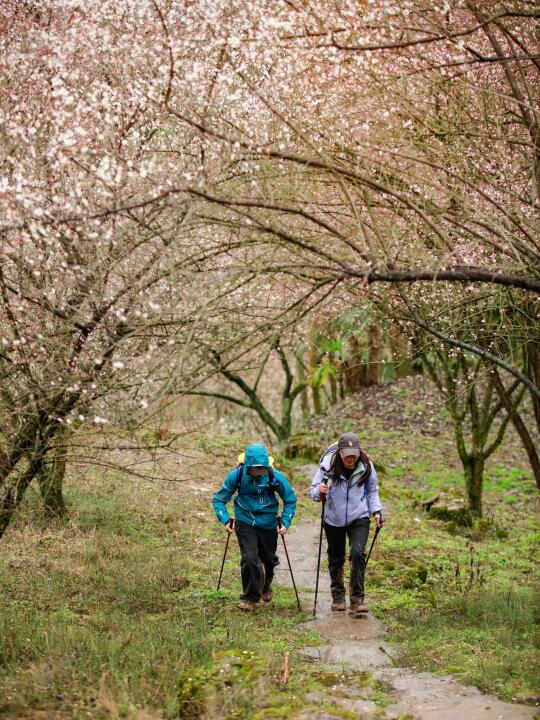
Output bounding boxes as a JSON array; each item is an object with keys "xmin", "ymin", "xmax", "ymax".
[{"xmin": 389, "ymin": 584, "xmax": 540, "ymax": 701}]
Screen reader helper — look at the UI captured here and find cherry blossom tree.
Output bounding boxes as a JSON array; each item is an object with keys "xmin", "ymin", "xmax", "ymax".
[
  {"xmin": 0, "ymin": 0, "xmax": 271, "ymax": 537},
  {"xmin": 164, "ymin": 0, "xmax": 539, "ymax": 472},
  {"xmin": 2, "ymin": 0, "xmax": 538, "ymax": 537},
  {"xmin": 167, "ymin": 0, "xmax": 538, "ymax": 322}
]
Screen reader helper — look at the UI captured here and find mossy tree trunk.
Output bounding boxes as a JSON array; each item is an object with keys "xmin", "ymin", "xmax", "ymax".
[
  {"xmin": 423, "ymin": 352, "xmax": 520, "ymax": 516},
  {"xmin": 389, "ymin": 325, "xmax": 415, "ymax": 379},
  {"xmin": 295, "ymin": 353, "xmax": 310, "ymax": 418},
  {"xmin": 366, "ymin": 322, "xmax": 382, "ymax": 386},
  {"xmin": 38, "ymin": 447, "xmax": 67, "ymax": 517},
  {"xmin": 343, "ymin": 335, "xmax": 363, "ymax": 394},
  {"xmin": 462, "ymin": 454, "xmax": 485, "ymax": 516},
  {"xmin": 524, "ymin": 330, "xmax": 540, "ymax": 434},
  {"xmin": 327, "ymin": 352, "xmax": 339, "ymax": 405},
  {"xmin": 309, "ymin": 324, "xmax": 323, "ymax": 415},
  {"xmin": 0, "ymin": 460, "xmax": 41, "ymax": 539}
]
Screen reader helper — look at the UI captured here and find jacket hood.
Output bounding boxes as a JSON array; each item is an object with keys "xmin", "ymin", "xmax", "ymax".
[{"xmin": 244, "ymin": 443, "xmax": 270, "ymax": 468}]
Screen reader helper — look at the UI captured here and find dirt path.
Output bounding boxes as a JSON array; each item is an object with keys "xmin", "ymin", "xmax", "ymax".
[{"xmin": 274, "ymin": 465, "xmax": 537, "ymax": 720}]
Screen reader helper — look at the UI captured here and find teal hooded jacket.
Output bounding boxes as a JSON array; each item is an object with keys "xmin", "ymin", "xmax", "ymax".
[{"xmin": 212, "ymin": 443, "xmax": 297, "ymax": 529}]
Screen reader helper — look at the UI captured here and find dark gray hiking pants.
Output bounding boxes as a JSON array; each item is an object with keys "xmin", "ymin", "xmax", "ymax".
[
  {"xmin": 324, "ymin": 517, "xmax": 370, "ymax": 602},
  {"xmin": 235, "ymin": 520, "xmax": 279, "ymax": 602}
]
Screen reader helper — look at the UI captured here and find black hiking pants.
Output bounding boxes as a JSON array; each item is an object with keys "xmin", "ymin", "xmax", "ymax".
[
  {"xmin": 235, "ymin": 520, "xmax": 279, "ymax": 602},
  {"xmin": 324, "ymin": 517, "xmax": 370, "ymax": 603}
]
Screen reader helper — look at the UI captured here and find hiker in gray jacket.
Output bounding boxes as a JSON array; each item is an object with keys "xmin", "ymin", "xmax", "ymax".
[{"xmin": 309, "ymin": 432, "xmax": 384, "ymax": 614}]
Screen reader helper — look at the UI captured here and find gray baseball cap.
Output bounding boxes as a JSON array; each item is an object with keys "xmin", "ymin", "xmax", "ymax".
[{"xmin": 337, "ymin": 432, "xmax": 361, "ymax": 457}]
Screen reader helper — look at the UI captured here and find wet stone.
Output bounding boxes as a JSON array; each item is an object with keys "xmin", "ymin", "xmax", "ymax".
[{"xmin": 299, "ymin": 646, "xmax": 321, "ymax": 661}]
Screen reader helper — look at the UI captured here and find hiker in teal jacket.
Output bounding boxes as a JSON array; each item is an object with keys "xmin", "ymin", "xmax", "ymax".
[{"xmin": 212, "ymin": 443, "xmax": 297, "ymax": 611}]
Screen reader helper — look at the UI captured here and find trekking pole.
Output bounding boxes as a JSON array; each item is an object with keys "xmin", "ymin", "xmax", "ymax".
[
  {"xmin": 277, "ymin": 517, "xmax": 302, "ymax": 611},
  {"xmin": 313, "ymin": 481, "xmax": 327, "ymax": 617},
  {"xmin": 365, "ymin": 523, "xmax": 382, "ymax": 570},
  {"xmin": 217, "ymin": 518, "xmax": 234, "ymax": 591}
]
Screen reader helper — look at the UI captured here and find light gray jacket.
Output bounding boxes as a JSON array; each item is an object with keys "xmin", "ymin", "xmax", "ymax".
[{"xmin": 308, "ymin": 450, "xmax": 382, "ymax": 527}]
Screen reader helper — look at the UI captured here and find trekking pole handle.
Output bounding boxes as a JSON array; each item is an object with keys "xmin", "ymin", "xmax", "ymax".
[
  {"xmin": 320, "ymin": 477, "xmax": 328, "ymax": 506},
  {"xmin": 225, "ymin": 517, "xmax": 235, "ymax": 533}
]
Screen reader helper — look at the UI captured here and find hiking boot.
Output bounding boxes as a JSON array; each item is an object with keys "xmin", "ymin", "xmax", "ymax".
[
  {"xmin": 331, "ymin": 600, "xmax": 346, "ymax": 611},
  {"xmin": 261, "ymin": 586, "xmax": 274, "ymax": 602},
  {"xmin": 238, "ymin": 599, "xmax": 258, "ymax": 611},
  {"xmin": 349, "ymin": 601, "xmax": 369, "ymax": 614}
]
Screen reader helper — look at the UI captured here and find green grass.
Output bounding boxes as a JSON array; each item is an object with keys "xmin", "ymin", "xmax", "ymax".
[
  {"xmin": 366, "ymin": 464, "xmax": 540, "ymax": 702},
  {"xmin": 383, "ymin": 586, "xmax": 540, "ymax": 701},
  {"xmin": 1, "ymin": 411, "xmax": 539, "ymax": 717},
  {"xmin": 0, "ymin": 466, "xmax": 386, "ymax": 720},
  {"xmin": 0, "ymin": 475, "xmax": 316, "ymax": 719}
]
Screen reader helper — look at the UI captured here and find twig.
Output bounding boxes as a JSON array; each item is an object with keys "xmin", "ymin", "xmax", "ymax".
[{"xmin": 279, "ymin": 651, "xmax": 291, "ymax": 685}]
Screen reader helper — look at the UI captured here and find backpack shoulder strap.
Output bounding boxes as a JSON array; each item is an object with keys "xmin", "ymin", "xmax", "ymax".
[
  {"xmin": 319, "ymin": 442, "xmax": 338, "ymax": 466},
  {"xmin": 234, "ymin": 464, "xmax": 244, "ymax": 492},
  {"xmin": 268, "ymin": 467, "xmax": 279, "ymax": 491},
  {"xmin": 235, "ymin": 465, "xmax": 279, "ymax": 492}
]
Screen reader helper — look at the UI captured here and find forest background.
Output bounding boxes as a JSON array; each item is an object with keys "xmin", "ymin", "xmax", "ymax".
[{"xmin": 0, "ymin": 1, "xmax": 538, "ymax": 718}]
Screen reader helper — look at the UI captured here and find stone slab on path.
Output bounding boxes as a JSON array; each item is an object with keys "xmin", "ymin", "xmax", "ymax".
[{"xmin": 381, "ymin": 668, "xmax": 537, "ymax": 720}]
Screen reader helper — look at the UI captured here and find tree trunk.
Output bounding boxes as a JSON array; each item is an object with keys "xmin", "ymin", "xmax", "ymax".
[
  {"xmin": 0, "ymin": 460, "xmax": 41, "ymax": 539},
  {"xmin": 328, "ymin": 353, "xmax": 338, "ymax": 405},
  {"xmin": 343, "ymin": 335, "xmax": 364, "ymax": 394},
  {"xmin": 524, "ymin": 335, "xmax": 540, "ymax": 434},
  {"xmin": 310, "ymin": 384, "xmax": 322, "ymax": 415},
  {"xmin": 38, "ymin": 450, "xmax": 67, "ymax": 517},
  {"xmin": 280, "ymin": 395, "xmax": 293, "ymax": 442},
  {"xmin": 463, "ymin": 455, "xmax": 485, "ymax": 516},
  {"xmin": 389, "ymin": 325, "xmax": 414, "ymax": 378},
  {"xmin": 492, "ymin": 368, "xmax": 540, "ymax": 493},
  {"xmin": 309, "ymin": 341, "xmax": 323, "ymax": 415},
  {"xmin": 295, "ymin": 356, "xmax": 310, "ymax": 418},
  {"xmin": 366, "ymin": 322, "xmax": 382, "ymax": 385},
  {"xmin": 338, "ymin": 366, "xmax": 346, "ymax": 401}
]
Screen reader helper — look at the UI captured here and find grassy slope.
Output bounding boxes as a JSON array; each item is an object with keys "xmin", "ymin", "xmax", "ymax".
[{"xmin": 0, "ymin": 376, "xmax": 538, "ymax": 718}]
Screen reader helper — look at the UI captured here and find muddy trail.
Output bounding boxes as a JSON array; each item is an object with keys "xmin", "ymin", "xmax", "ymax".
[{"xmin": 274, "ymin": 465, "xmax": 537, "ymax": 720}]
